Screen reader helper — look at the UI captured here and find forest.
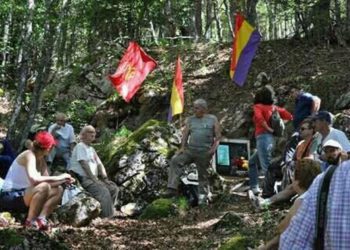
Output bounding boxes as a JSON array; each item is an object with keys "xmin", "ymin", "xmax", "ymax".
[{"xmin": 1, "ymin": 0, "xmax": 350, "ymax": 249}]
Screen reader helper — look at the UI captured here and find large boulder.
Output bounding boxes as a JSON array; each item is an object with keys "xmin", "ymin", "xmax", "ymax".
[
  {"xmin": 98, "ymin": 119, "xmax": 181, "ymax": 206},
  {"xmin": 55, "ymin": 192, "xmax": 101, "ymax": 227}
]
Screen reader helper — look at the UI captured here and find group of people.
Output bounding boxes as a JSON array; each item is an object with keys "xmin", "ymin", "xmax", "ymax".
[
  {"xmin": 246, "ymin": 85, "xmax": 350, "ymax": 249},
  {"xmin": 1, "ymin": 87, "xmax": 350, "ymax": 248},
  {"xmin": 165, "ymin": 88, "xmax": 350, "ymax": 248},
  {"xmin": 0, "ymin": 113, "xmax": 119, "ymax": 230}
]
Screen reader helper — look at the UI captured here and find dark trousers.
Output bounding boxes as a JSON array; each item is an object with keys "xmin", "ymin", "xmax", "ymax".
[{"xmin": 80, "ymin": 176, "xmax": 119, "ymax": 218}]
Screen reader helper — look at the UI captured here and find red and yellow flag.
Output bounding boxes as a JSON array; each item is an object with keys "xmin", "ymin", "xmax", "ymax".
[
  {"xmin": 169, "ymin": 56, "xmax": 184, "ymax": 119},
  {"xmin": 109, "ymin": 42, "xmax": 157, "ymax": 102}
]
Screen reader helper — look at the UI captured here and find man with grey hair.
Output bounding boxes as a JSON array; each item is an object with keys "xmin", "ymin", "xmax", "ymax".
[
  {"xmin": 166, "ymin": 98, "xmax": 221, "ymax": 204},
  {"xmin": 47, "ymin": 112, "xmax": 76, "ymax": 169},
  {"xmin": 70, "ymin": 125, "xmax": 119, "ymax": 218}
]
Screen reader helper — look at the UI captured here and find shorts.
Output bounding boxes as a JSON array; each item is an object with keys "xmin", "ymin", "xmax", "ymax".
[{"xmin": 0, "ymin": 189, "xmax": 28, "ymax": 213}]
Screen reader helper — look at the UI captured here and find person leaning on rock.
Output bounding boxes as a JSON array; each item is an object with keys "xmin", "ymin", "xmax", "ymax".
[
  {"xmin": 69, "ymin": 125, "xmax": 119, "ymax": 218},
  {"xmin": 166, "ymin": 98, "xmax": 221, "ymax": 204}
]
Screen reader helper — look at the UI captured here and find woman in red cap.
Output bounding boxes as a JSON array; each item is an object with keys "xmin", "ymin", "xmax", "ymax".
[{"xmin": 0, "ymin": 131, "xmax": 74, "ymax": 230}]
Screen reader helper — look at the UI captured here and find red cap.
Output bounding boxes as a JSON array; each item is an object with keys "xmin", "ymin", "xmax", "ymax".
[{"xmin": 34, "ymin": 131, "xmax": 56, "ymax": 150}]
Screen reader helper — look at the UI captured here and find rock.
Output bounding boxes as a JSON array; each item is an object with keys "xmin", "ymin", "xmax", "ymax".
[
  {"xmin": 120, "ymin": 200, "xmax": 147, "ymax": 217},
  {"xmin": 335, "ymin": 92, "xmax": 350, "ymax": 109},
  {"xmin": 98, "ymin": 120, "xmax": 180, "ymax": 206},
  {"xmin": 55, "ymin": 192, "xmax": 101, "ymax": 227}
]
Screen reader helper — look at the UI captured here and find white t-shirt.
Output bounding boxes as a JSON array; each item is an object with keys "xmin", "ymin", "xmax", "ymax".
[
  {"xmin": 48, "ymin": 123, "xmax": 76, "ymax": 149},
  {"xmin": 69, "ymin": 142, "xmax": 102, "ymax": 177},
  {"xmin": 316, "ymin": 127, "xmax": 350, "ymax": 152}
]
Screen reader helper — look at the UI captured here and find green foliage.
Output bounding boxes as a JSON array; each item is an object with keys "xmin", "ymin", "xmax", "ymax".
[
  {"xmin": 218, "ymin": 235, "xmax": 248, "ymax": 250},
  {"xmin": 66, "ymin": 100, "xmax": 96, "ymax": 129},
  {"xmin": 0, "ymin": 228, "xmax": 24, "ymax": 247},
  {"xmin": 139, "ymin": 197, "xmax": 188, "ymax": 220},
  {"xmin": 140, "ymin": 198, "xmax": 174, "ymax": 220},
  {"xmin": 115, "ymin": 125, "xmax": 132, "ymax": 137}
]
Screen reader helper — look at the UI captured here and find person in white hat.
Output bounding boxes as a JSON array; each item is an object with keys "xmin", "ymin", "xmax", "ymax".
[{"xmin": 321, "ymin": 139, "xmax": 347, "ymax": 170}]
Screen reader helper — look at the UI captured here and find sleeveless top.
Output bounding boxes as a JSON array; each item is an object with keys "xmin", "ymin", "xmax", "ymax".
[
  {"xmin": 187, "ymin": 114, "xmax": 217, "ymax": 151},
  {"xmin": 2, "ymin": 160, "xmax": 31, "ymax": 191}
]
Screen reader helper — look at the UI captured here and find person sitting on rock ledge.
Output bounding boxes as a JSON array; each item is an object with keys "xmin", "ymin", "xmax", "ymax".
[
  {"xmin": 69, "ymin": 125, "xmax": 119, "ymax": 218},
  {"xmin": 0, "ymin": 131, "xmax": 75, "ymax": 230},
  {"xmin": 166, "ymin": 98, "xmax": 221, "ymax": 204}
]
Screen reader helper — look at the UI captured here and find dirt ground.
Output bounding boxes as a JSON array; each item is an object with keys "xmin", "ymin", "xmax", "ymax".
[{"xmin": 0, "ymin": 176, "xmax": 288, "ymax": 250}]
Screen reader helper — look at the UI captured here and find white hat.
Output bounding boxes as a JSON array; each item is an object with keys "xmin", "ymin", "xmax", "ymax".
[
  {"xmin": 181, "ymin": 171, "xmax": 199, "ymax": 185},
  {"xmin": 322, "ymin": 139, "xmax": 343, "ymax": 151}
]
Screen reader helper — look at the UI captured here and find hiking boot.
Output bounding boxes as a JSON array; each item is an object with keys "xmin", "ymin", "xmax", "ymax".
[
  {"xmin": 248, "ymin": 191, "xmax": 269, "ymax": 210},
  {"xmin": 251, "ymin": 187, "xmax": 262, "ymax": 195},
  {"xmin": 248, "ymin": 190, "xmax": 260, "ymax": 209}
]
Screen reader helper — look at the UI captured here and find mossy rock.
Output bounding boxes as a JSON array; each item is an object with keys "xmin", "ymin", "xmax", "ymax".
[
  {"xmin": 97, "ymin": 119, "xmax": 179, "ymax": 175},
  {"xmin": 139, "ymin": 197, "xmax": 188, "ymax": 220},
  {"xmin": 218, "ymin": 235, "xmax": 248, "ymax": 250}
]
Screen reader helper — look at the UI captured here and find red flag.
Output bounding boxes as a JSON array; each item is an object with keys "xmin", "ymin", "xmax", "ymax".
[{"xmin": 109, "ymin": 42, "xmax": 157, "ymax": 102}]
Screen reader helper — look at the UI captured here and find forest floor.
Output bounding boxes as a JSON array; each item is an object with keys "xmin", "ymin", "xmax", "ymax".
[{"xmin": 0, "ymin": 176, "xmax": 288, "ymax": 250}]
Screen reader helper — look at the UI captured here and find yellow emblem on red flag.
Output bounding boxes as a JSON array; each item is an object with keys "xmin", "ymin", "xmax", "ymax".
[{"xmin": 109, "ymin": 42, "xmax": 157, "ymax": 102}]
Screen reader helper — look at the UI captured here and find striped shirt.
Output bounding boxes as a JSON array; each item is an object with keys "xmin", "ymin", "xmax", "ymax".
[{"xmin": 279, "ymin": 160, "xmax": 350, "ymax": 249}]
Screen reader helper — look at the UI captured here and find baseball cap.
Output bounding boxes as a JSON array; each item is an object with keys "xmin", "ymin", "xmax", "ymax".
[
  {"xmin": 322, "ymin": 139, "xmax": 343, "ymax": 151},
  {"xmin": 312, "ymin": 111, "xmax": 332, "ymax": 124},
  {"xmin": 34, "ymin": 131, "xmax": 57, "ymax": 150}
]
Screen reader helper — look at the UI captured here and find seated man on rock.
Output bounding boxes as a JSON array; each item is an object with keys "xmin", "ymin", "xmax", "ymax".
[
  {"xmin": 0, "ymin": 131, "xmax": 74, "ymax": 230},
  {"xmin": 69, "ymin": 125, "xmax": 119, "ymax": 218},
  {"xmin": 166, "ymin": 99, "xmax": 221, "ymax": 204}
]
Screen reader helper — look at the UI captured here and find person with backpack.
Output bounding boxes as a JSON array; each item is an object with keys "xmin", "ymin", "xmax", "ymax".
[{"xmin": 249, "ymin": 86, "xmax": 293, "ymax": 195}]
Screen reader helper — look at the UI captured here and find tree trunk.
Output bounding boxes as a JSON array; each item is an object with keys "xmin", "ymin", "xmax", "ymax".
[
  {"xmin": 334, "ymin": 0, "xmax": 341, "ymax": 26},
  {"xmin": 312, "ymin": 0, "xmax": 331, "ymax": 42},
  {"xmin": 194, "ymin": 0, "xmax": 202, "ymax": 41},
  {"xmin": 347, "ymin": 0, "xmax": 350, "ymax": 31},
  {"xmin": 205, "ymin": 0, "xmax": 213, "ymax": 39},
  {"xmin": 213, "ymin": 0, "xmax": 222, "ymax": 42},
  {"xmin": 56, "ymin": 0, "xmax": 71, "ymax": 68},
  {"xmin": 246, "ymin": 0, "xmax": 258, "ymax": 25},
  {"xmin": 267, "ymin": 0, "xmax": 275, "ymax": 40},
  {"xmin": 18, "ymin": 0, "xmax": 59, "ymax": 150},
  {"xmin": 1, "ymin": 10, "xmax": 12, "ymax": 83},
  {"xmin": 7, "ymin": 0, "xmax": 35, "ymax": 143},
  {"xmin": 223, "ymin": 0, "xmax": 234, "ymax": 39}
]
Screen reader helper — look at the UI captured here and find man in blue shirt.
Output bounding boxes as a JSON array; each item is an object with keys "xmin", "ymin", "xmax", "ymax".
[{"xmin": 289, "ymin": 88, "xmax": 321, "ymax": 130}]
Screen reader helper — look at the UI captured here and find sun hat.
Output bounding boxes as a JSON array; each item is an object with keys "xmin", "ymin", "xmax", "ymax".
[{"xmin": 322, "ymin": 139, "xmax": 343, "ymax": 151}]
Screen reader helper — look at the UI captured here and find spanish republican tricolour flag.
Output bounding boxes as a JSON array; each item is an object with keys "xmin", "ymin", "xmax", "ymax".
[
  {"xmin": 109, "ymin": 42, "xmax": 157, "ymax": 102},
  {"xmin": 169, "ymin": 56, "xmax": 184, "ymax": 119},
  {"xmin": 230, "ymin": 14, "xmax": 261, "ymax": 87}
]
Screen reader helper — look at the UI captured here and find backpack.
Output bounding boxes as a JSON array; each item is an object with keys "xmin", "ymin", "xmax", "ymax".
[{"xmin": 270, "ymin": 106, "xmax": 285, "ymax": 137}]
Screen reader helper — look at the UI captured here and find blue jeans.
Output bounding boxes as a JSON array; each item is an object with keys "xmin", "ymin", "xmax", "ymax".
[{"xmin": 249, "ymin": 133, "xmax": 275, "ymax": 189}]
